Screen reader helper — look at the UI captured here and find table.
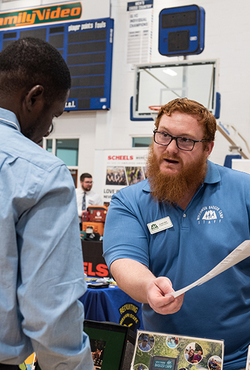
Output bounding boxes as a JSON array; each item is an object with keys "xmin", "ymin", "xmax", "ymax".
[{"xmin": 79, "ymin": 284, "xmax": 144, "ymax": 331}]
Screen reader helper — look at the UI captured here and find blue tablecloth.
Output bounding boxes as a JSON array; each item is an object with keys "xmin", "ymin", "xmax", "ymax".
[{"xmin": 79, "ymin": 284, "xmax": 144, "ymax": 331}]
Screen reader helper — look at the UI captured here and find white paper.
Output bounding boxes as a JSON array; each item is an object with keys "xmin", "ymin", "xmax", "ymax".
[{"xmin": 171, "ymin": 240, "xmax": 250, "ymax": 298}]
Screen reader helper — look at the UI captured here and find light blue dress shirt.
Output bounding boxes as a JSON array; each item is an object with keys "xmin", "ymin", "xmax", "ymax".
[{"xmin": 0, "ymin": 108, "xmax": 93, "ymax": 369}]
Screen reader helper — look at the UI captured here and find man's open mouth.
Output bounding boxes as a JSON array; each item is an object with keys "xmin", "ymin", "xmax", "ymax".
[{"xmin": 163, "ymin": 158, "xmax": 179, "ymax": 164}]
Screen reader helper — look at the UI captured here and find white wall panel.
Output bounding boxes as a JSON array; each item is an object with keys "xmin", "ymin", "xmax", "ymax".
[{"xmin": 0, "ymin": 0, "xmax": 250, "ymax": 186}]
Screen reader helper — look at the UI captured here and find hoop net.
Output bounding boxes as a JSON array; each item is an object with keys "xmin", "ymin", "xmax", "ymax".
[{"xmin": 149, "ymin": 105, "xmax": 162, "ymax": 121}]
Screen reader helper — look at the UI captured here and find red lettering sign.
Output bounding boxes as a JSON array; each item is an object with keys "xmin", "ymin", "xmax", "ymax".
[
  {"xmin": 83, "ymin": 262, "xmax": 109, "ymax": 277},
  {"xmin": 108, "ymin": 155, "xmax": 134, "ymax": 160}
]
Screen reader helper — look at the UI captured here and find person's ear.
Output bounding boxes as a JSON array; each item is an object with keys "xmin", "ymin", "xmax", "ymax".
[
  {"xmin": 205, "ymin": 141, "xmax": 214, "ymax": 157},
  {"xmin": 24, "ymin": 85, "xmax": 45, "ymax": 112}
]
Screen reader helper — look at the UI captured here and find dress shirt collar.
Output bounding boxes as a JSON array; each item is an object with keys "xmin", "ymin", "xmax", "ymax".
[{"xmin": 0, "ymin": 107, "xmax": 21, "ymax": 132}]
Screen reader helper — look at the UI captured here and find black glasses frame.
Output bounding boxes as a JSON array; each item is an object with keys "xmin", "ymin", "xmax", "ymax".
[{"xmin": 153, "ymin": 130, "xmax": 207, "ymax": 151}]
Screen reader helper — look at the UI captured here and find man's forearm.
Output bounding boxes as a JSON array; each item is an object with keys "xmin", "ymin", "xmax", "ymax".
[
  {"xmin": 110, "ymin": 258, "xmax": 185, "ymax": 315},
  {"xmin": 110, "ymin": 258, "xmax": 156, "ymax": 303}
]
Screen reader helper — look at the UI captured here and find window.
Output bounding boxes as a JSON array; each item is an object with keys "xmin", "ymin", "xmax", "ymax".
[
  {"xmin": 55, "ymin": 139, "xmax": 79, "ymax": 166},
  {"xmin": 132, "ymin": 137, "xmax": 152, "ymax": 147},
  {"xmin": 46, "ymin": 139, "xmax": 52, "ymax": 153}
]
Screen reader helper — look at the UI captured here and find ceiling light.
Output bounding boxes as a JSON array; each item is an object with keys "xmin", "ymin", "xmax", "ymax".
[{"xmin": 163, "ymin": 68, "xmax": 177, "ymax": 76}]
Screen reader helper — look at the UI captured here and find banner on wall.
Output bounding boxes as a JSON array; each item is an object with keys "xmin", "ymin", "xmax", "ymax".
[
  {"xmin": 126, "ymin": 0, "xmax": 154, "ymax": 70},
  {"xmin": 102, "ymin": 149, "xmax": 149, "ymax": 205},
  {"xmin": 0, "ymin": 0, "xmax": 110, "ymax": 29}
]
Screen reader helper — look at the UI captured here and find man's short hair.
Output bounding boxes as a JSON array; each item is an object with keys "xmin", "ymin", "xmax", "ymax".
[
  {"xmin": 154, "ymin": 98, "xmax": 217, "ymax": 143},
  {"xmin": 0, "ymin": 37, "xmax": 71, "ymax": 102},
  {"xmin": 80, "ymin": 173, "xmax": 92, "ymax": 182}
]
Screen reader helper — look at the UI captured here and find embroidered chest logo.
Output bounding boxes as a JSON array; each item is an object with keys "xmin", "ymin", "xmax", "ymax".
[{"xmin": 197, "ymin": 205, "xmax": 223, "ymax": 224}]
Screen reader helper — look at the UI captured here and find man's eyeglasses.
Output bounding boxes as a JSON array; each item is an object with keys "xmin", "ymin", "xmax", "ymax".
[{"xmin": 153, "ymin": 130, "xmax": 207, "ymax": 151}]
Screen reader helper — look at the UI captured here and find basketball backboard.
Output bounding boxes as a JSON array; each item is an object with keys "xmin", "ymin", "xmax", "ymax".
[{"xmin": 130, "ymin": 59, "xmax": 220, "ymax": 121}]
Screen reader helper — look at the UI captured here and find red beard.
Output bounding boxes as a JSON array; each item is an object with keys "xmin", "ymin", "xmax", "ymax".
[{"xmin": 146, "ymin": 144, "xmax": 207, "ymax": 205}]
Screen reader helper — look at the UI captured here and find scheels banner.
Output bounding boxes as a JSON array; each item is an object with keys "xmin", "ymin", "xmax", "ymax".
[
  {"xmin": 0, "ymin": 2, "xmax": 82, "ymax": 28},
  {"xmin": 102, "ymin": 149, "xmax": 149, "ymax": 204}
]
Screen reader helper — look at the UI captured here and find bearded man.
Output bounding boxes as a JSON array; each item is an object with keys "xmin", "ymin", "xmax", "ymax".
[{"xmin": 103, "ymin": 98, "xmax": 250, "ymax": 370}]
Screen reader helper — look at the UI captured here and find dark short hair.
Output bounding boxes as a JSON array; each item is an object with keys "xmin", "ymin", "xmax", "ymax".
[
  {"xmin": 80, "ymin": 173, "xmax": 92, "ymax": 182},
  {"xmin": 0, "ymin": 37, "xmax": 71, "ymax": 102},
  {"xmin": 154, "ymin": 98, "xmax": 217, "ymax": 142}
]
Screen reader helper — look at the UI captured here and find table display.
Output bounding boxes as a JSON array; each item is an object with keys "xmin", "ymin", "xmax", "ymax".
[{"xmin": 80, "ymin": 282, "xmax": 144, "ymax": 332}]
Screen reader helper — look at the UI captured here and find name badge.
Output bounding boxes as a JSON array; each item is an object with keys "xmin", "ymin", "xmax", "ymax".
[{"xmin": 147, "ymin": 216, "xmax": 173, "ymax": 235}]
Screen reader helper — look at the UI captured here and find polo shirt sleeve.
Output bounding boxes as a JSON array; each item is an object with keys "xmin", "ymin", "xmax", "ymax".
[{"xmin": 103, "ymin": 187, "xmax": 150, "ymax": 269}]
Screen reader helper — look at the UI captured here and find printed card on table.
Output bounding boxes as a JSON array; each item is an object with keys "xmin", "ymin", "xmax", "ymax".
[{"xmin": 131, "ymin": 330, "xmax": 224, "ymax": 370}]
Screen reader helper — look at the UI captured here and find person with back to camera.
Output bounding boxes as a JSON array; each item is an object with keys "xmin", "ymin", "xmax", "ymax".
[
  {"xmin": 0, "ymin": 37, "xmax": 93, "ymax": 370},
  {"xmin": 103, "ymin": 97, "xmax": 250, "ymax": 370},
  {"xmin": 75, "ymin": 173, "xmax": 102, "ymax": 228}
]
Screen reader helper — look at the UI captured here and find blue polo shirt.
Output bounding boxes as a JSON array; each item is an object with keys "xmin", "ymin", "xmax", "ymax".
[{"xmin": 103, "ymin": 161, "xmax": 250, "ymax": 370}]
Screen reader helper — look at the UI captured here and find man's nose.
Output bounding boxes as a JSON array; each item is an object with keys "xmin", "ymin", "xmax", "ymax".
[{"xmin": 165, "ymin": 138, "xmax": 179, "ymax": 152}]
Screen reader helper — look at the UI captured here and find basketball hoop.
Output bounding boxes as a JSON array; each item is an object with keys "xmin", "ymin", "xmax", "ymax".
[
  {"xmin": 149, "ymin": 105, "xmax": 162, "ymax": 121},
  {"xmin": 149, "ymin": 105, "xmax": 162, "ymax": 112}
]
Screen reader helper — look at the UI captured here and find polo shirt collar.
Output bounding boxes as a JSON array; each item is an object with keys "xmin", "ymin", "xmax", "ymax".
[{"xmin": 204, "ymin": 160, "xmax": 221, "ymax": 184}]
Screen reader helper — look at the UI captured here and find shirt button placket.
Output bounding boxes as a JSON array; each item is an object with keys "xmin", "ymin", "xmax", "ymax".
[{"xmin": 181, "ymin": 212, "xmax": 189, "ymax": 230}]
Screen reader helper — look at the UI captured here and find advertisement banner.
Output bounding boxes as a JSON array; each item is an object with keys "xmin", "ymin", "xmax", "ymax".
[
  {"xmin": 0, "ymin": 0, "xmax": 110, "ymax": 29},
  {"xmin": 102, "ymin": 149, "xmax": 149, "ymax": 205}
]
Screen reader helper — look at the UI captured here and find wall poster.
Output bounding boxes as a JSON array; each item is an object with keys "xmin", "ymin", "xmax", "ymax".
[
  {"xmin": 102, "ymin": 149, "xmax": 149, "ymax": 205},
  {"xmin": 126, "ymin": 0, "xmax": 154, "ymax": 70}
]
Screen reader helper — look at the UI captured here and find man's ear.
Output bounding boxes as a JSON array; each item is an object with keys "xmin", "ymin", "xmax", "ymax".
[
  {"xmin": 24, "ymin": 85, "xmax": 45, "ymax": 112},
  {"xmin": 205, "ymin": 141, "xmax": 214, "ymax": 158}
]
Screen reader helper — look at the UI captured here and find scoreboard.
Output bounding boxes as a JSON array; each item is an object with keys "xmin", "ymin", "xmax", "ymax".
[
  {"xmin": 159, "ymin": 5, "xmax": 205, "ymax": 56},
  {"xmin": 0, "ymin": 17, "xmax": 114, "ymax": 111}
]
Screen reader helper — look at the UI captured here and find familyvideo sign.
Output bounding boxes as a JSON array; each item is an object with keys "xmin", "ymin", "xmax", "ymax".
[{"xmin": 0, "ymin": 2, "xmax": 82, "ymax": 28}]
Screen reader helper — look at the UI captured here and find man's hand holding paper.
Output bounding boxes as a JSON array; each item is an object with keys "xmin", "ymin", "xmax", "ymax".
[{"xmin": 147, "ymin": 276, "xmax": 185, "ymax": 315}]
